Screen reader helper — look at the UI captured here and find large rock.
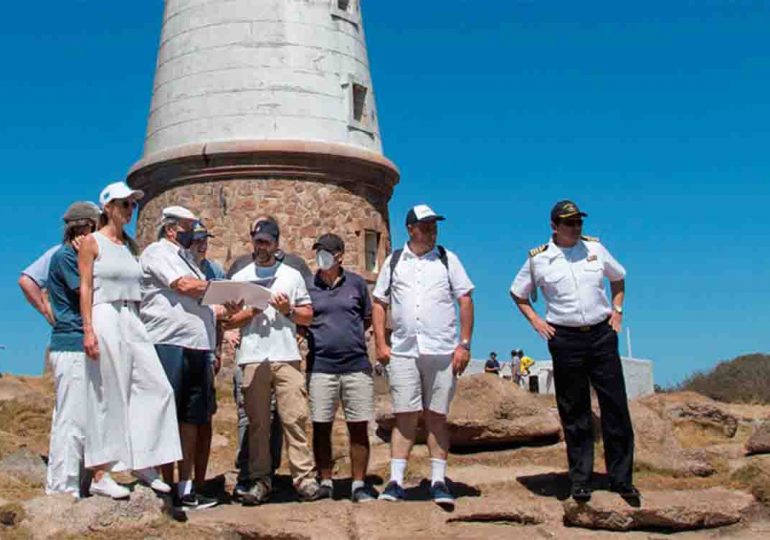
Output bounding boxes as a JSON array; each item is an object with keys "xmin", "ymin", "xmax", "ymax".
[
  {"xmin": 22, "ymin": 486, "xmax": 166, "ymax": 539},
  {"xmin": 629, "ymin": 401, "xmax": 715, "ymax": 477},
  {"xmin": 639, "ymin": 392, "xmax": 739, "ymax": 438},
  {"xmin": 376, "ymin": 374, "xmax": 562, "ymax": 448},
  {"xmin": 563, "ymin": 488, "xmax": 754, "ymax": 531},
  {"xmin": 746, "ymin": 420, "xmax": 770, "ymax": 455},
  {"xmin": 0, "ymin": 447, "xmax": 46, "ymax": 484}
]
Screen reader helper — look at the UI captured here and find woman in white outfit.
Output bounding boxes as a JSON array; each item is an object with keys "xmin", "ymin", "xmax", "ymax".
[{"xmin": 78, "ymin": 181, "xmax": 182, "ymax": 499}]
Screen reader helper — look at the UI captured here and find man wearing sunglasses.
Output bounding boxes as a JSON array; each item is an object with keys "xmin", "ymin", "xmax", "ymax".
[{"xmin": 509, "ymin": 200, "xmax": 637, "ymax": 505}]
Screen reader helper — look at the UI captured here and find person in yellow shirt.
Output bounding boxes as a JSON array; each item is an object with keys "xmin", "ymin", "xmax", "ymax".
[{"xmin": 519, "ymin": 352, "xmax": 535, "ymax": 376}]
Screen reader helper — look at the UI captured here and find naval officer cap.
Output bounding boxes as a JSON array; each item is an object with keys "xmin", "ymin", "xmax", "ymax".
[
  {"xmin": 162, "ymin": 205, "xmax": 198, "ymax": 221},
  {"xmin": 550, "ymin": 200, "xmax": 588, "ymax": 222},
  {"xmin": 405, "ymin": 204, "xmax": 446, "ymax": 226}
]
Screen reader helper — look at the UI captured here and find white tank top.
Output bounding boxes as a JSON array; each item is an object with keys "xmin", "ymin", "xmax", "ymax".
[{"xmin": 92, "ymin": 231, "xmax": 143, "ymax": 305}]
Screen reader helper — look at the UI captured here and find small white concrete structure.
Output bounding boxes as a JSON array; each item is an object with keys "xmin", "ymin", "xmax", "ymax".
[
  {"xmin": 528, "ymin": 357, "xmax": 655, "ymax": 400},
  {"xmin": 144, "ymin": 0, "xmax": 383, "ymax": 162}
]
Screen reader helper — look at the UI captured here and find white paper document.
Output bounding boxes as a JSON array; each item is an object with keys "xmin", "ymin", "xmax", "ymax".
[{"xmin": 201, "ymin": 281, "xmax": 272, "ymax": 310}]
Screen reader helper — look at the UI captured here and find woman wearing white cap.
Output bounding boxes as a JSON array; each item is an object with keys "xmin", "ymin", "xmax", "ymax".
[{"xmin": 78, "ymin": 181, "xmax": 182, "ymax": 499}]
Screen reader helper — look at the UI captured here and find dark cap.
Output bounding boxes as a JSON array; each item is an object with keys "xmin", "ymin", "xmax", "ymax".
[
  {"xmin": 62, "ymin": 201, "xmax": 101, "ymax": 224},
  {"xmin": 550, "ymin": 200, "xmax": 588, "ymax": 222},
  {"xmin": 192, "ymin": 221, "xmax": 214, "ymax": 240},
  {"xmin": 405, "ymin": 204, "xmax": 446, "ymax": 226},
  {"xmin": 313, "ymin": 233, "xmax": 345, "ymax": 253},
  {"xmin": 251, "ymin": 219, "xmax": 280, "ymax": 242}
]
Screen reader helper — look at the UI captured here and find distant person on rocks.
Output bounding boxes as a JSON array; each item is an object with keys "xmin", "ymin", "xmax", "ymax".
[
  {"xmin": 139, "ymin": 206, "xmax": 222, "ymax": 511},
  {"xmin": 79, "ymin": 181, "xmax": 180, "ymax": 501},
  {"xmin": 509, "ymin": 200, "xmax": 638, "ymax": 504},
  {"xmin": 510, "ymin": 349, "xmax": 523, "ymax": 384},
  {"xmin": 45, "ymin": 201, "xmax": 101, "ymax": 497},
  {"xmin": 306, "ymin": 233, "xmax": 378, "ymax": 503},
  {"xmin": 484, "ymin": 352, "xmax": 500, "ymax": 375},
  {"xmin": 225, "ymin": 216, "xmax": 321, "ymax": 504},
  {"xmin": 226, "ymin": 216, "xmax": 311, "ymax": 500},
  {"xmin": 373, "ymin": 204, "xmax": 475, "ymax": 509}
]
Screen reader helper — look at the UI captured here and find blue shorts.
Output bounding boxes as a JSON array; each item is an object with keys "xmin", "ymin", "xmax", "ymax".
[{"xmin": 155, "ymin": 345, "xmax": 216, "ymax": 425}]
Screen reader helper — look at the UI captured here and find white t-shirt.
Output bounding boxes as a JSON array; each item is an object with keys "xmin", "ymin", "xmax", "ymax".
[
  {"xmin": 139, "ymin": 239, "xmax": 216, "ymax": 350},
  {"xmin": 509, "ymin": 238, "xmax": 626, "ymax": 327},
  {"xmin": 372, "ymin": 244, "xmax": 474, "ymax": 358},
  {"xmin": 231, "ymin": 261, "xmax": 312, "ymax": 364}
]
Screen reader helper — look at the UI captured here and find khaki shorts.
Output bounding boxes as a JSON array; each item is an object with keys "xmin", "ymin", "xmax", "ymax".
[
  {"xmin": 387, "ymin": 353, "xmax": 456, "ymax": 415},
  {"xmin": 308, "ymin": 370, "xmax": 375, "ymax": 423}
]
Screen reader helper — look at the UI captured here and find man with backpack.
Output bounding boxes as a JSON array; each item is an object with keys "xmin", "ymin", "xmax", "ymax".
[{"xmin": 372, "ymin": 205, "xmax": 474, "ymax": 509}]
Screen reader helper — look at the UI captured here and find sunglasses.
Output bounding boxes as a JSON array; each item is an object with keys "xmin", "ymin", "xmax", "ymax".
[
  {"xmin": 115, "ymin": 199, "xmax": 137, "ymax": 210},
  {"xmin": 561, "ymin": 219, "xmax": 583, "ymax": 227}
]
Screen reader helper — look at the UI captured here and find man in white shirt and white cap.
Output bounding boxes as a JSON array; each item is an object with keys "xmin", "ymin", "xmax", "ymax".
[
  {"xmin": 139, "ymin": 205, "xmax": 219, "ymax": 511},
  {"xmin": 509, "ymin": 200, "xmax": 638, "ymax": 504},
  {"xmin": 372, "ymin": 204, "xmax": 475, "ymax": 509}
]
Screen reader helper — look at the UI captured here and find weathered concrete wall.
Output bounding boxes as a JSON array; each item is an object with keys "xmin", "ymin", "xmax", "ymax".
[
  {"xmin": 528, "ymin": 358, "xmax": 655, "ymax": 400},
  {"xmin": 145, "ymin": 0, "xmax": 382, "ymax": 160}
]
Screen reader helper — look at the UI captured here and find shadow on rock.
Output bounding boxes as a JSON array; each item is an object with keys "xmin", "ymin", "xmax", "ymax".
[{"xmin": 403, "ymin": 478, "xmax": 481, "ymax": 503}]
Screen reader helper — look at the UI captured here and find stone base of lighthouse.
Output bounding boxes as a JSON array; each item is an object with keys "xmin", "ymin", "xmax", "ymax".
[{"xmin": 128, "ymin": 141, "xmax": 399, "ymax": 281}]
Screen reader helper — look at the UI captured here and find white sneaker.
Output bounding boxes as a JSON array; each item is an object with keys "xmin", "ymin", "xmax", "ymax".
[
  {"xmin": 90, "ymin": 473, "xmax": 130, "ymax": 500},
  {"xmin": 133, "ymin": 468, "xmax": 172, "ymax": 494}
]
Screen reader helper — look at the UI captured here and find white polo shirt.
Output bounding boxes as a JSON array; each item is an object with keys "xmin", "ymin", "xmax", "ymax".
[
  {"xmin": 139, "ymin": 239, "xmax": 216, "ymax": 350},
  {"xmin": 231, "ymin": 261, "xmax": 312, "ymax": 364},
  {"xmin": 372, "ymin": 243, "xmax": 474, "ymax": 358},
  {"xmin": 509, "ymin": 238, "xmax": 626, "ymax": 327}
]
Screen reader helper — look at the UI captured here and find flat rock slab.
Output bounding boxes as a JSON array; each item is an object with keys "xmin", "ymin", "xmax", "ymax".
[
  {"xmin": 563, "ymin": 488, "xmax": 754, "ymax": 532},
  {"xmin": 0, "ymin": 447, "xmax": 46, "ymax": 483},
  {"xmin": 746, "ymin": 420, "xmax": 770, "ymax": 455}
]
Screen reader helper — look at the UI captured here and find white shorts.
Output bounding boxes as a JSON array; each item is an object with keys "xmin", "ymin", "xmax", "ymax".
[
  {"xmin": 308, "ymin": 371, "xmax": 374, "ymax": 423},
  {"xmin": 387, "ymin": 354, "xmax": 456, "ymax": 415}
]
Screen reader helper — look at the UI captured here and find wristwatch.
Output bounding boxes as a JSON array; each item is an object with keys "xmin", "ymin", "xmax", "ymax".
[
  {"xmin": 459, "ymin": 339, "xmax": 471, "ymax": 351},
  {"xmin": 613, "ymin": 305, "xmax": 623, "ymax": 314}
]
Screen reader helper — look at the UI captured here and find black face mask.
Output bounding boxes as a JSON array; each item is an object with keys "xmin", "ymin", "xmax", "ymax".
[{"xmin": 176, "ymin": 230, "xmax": 194, "ymax": 249}]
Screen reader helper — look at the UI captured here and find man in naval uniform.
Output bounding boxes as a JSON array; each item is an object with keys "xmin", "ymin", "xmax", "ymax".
[{"xmin": 509, "ymin": 200, "xmax": 638, "ymax": 504}]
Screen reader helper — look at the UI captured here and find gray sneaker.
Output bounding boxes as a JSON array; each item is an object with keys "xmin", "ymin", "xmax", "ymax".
[
  {"xmin": 296, "ymin": 479, "xmax": 322, "ymax": 502},
  {"xmin": 351, "ymin": 485, "xmax": 378, "ymax": 503},
  {"xmin": 241, "ymin": 478, "xmax": 271, "ymax": 506}
]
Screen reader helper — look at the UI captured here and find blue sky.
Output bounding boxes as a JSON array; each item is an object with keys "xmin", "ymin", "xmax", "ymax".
[{"xmin": 1, "ymin": 1, "xmax": 768, "ymax": 385}]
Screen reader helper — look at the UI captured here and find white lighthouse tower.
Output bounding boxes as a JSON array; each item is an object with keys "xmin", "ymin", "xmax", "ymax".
[{"xmin": 129, "ymin": 0, "xmax": 399, "ymax": 278}]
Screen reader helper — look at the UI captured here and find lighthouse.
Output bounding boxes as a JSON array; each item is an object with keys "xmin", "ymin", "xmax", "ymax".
[{"xmin": 128, "ymin": 0, "xmax": 399, "ymax": 280}]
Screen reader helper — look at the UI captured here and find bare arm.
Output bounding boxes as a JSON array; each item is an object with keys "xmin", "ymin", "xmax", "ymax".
[
  {"xmin": 170, "ymin": 276, "xmax": 209, "ymax": 298},
  {"xmin": 451, "ymin": 293, "xmax": 474, "ymax": 375},
  {"xmin": 290, "ymin": 304, "xmax": 313, "ymax": 327},
  {"xmin": 609, "ymin": 279, "xmax": 625, "ymax": 332},
  {"xmin": 221, "ymin": 307, "xmax": 261, "ymax": 331},
  {"xmin": 78, "ymin": 235, "xmax": 99, "ymax": 359},
  {"xmin": 511, "ymin": 292, "xmax": 556, "ymax": 340},
  {"xmin": 372, "ymin": 299, "xmax": 390, "ymax": 365},
  {"xmin": 18, "ymin": 275, "xmax": 54, "ymax": 325}
]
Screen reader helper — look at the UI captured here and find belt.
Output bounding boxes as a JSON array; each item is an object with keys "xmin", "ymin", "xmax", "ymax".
[{"xmin": 550, "ymin": 317, "xmax": 610, "ymax": 333}]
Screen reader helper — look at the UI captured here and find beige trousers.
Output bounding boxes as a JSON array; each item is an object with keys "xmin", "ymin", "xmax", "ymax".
[{"xmin": 241, "ymin": 361, "xmax": 314, "ymax": 485}]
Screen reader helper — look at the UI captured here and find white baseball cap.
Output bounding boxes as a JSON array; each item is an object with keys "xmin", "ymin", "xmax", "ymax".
[
  {"xmin": 405, "ymin": 204, "xmax": 445, "ymax": 226},
  {"xmin": 162, "ymin": 205, "xmax": 198, "ymax": 221},
  {"xmin": 99, "ymin": 181, "xmax": 144, "ymax": 208}
]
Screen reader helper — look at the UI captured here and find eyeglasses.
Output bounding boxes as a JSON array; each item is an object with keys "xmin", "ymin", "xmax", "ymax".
[
  {"xmin": 561, "ymin": 219, "xmax": 583, "ymax": 227},
  {"xmin": 116, "ymin": 199, "xmax": 137, "ymax": 210}
]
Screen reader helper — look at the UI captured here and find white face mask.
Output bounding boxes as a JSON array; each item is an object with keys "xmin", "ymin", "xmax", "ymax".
[{"xmin": 316, "ymin": 250, "xmax": 336, "ymax": 271}]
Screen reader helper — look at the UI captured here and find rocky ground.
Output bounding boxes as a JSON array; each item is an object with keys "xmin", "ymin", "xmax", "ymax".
[{"xmin": 2, "ymin": 368, "xmax": 770, "ymax": 539}]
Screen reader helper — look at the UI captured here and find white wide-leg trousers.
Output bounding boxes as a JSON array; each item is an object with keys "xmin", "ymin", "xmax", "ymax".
[{"xmin": 84, "ymin": 301, "xmax": 182, "ymax": 471}]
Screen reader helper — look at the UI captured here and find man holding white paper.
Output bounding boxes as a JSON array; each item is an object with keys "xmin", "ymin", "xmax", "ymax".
[{"xmin": 225, "ymin": 217, "xmax": 321, "ymax": 504}]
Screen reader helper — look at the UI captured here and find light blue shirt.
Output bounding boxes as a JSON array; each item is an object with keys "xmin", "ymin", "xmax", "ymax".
[{"xmin": 21, "ymin": 245, "xmax": 60, "ymax": 289}]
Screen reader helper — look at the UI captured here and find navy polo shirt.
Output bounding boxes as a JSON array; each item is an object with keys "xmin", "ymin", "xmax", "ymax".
[
  {"xmin": 47, "ymin": 245, "xmax": 84, "ymax": 352},
  {"xmin": 307, "ymin": 268, "xmax": 372, "ymax": 374}
]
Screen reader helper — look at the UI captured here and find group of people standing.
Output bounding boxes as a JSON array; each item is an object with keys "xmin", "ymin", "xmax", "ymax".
[{"xmin": 20, "ymin": 189, "xmax": 637, "ymax": 511}]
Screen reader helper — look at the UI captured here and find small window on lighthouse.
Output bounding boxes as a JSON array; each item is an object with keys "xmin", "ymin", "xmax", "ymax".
[
  {"xmin": 331, "ymin": 0, "xmax": 359, "ymax": 25},
  {"xmin": 365, "ymin": 230, "xmax": 379, "ymax": 273},
  {"xmin": 338, "ymin": 0, "xmax": 351, "ymax": 10},
  {"xmin": 352, "ymin": 83, "xmax": 368, "ymax": 122}
]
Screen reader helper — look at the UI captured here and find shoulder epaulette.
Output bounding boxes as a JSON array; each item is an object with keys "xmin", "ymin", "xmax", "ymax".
[
  {"xmin": 528, "ymin": 243, "xmax": 549, "ymax": 257},
  {"xmin": 581, "ymin": 235, "xmax": 600, "ymax": 242}
]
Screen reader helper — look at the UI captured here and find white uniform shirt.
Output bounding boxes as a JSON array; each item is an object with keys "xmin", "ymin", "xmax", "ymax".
[
  {"xmin": 372, "ymin": 244, "xmax": 474, "ymax": 358},
  {"xmin": 139, "ymin": 239, "xmax": 216, "ymax": 350},
  {"xmin": 510, "ymin": 238, "xmax": 626, "ymax": 327},
  {"xmin": 231, "ymin": 261, "xmax": 311, "ymax": 364}
]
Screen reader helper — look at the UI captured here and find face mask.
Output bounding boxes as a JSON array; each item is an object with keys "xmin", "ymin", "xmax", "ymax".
[
  {"xmin": 316, "ymin": 250, "xmax": 336, "ymax": 271},
  {"xmin": 176, "ymin": 230, "xmax": 194, "ymax": 249}
]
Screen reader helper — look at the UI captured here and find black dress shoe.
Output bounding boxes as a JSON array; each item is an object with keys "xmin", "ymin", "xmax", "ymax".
[
  {"xmin": 571, "ymin": 485, "xmax": 592, "ymax": 503},
  {"xmin": 611, "ymin": 483, "xmax": 640, "ymax": 499}
]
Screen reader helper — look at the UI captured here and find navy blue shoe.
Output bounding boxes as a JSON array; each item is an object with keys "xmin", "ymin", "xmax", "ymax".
[
  {"xmin": 430, "ymin": 481, "xmax": 455, "ymax": 510},
  {"xmin": 378, "ymin": 481, "xmax": 405, "ymax": 502}
]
